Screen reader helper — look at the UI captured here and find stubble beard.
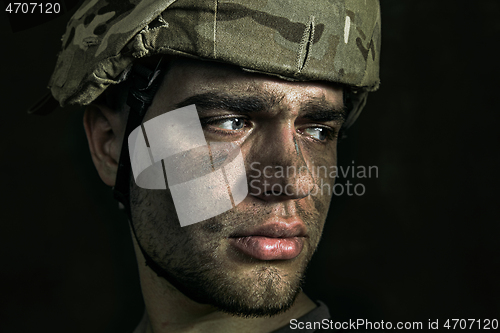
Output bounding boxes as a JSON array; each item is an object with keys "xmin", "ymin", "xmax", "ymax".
[{"xmin": 130, "ymin": 184, "xmax": 324, "ymax": 317}]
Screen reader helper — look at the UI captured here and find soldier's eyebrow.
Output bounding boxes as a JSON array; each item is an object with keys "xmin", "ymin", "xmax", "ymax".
[
  {"xmin": 300, "ymin": 96, "xmax": 346, "ymax": 123},
  {"xmin": 174, "ymin": 91, "xmax": 281, "ymax": 113},
  {"xmin": 174, "ymin": 91, "xmax": 345, "ymax": 122}
]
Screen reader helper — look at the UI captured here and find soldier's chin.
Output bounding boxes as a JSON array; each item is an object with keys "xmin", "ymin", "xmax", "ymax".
[
  {"xmin": 209, "ymin": 282, "xmax": 302, "ymax": 318},
  {"xmin": 183, "ymin": 267, "xmax": 305, "ymax": 318},
  {"xmin": 154, "ymin": 261, "xmax": 303, "ymax": 317}
]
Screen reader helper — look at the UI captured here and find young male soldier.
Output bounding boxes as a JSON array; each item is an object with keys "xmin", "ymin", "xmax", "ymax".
[{"xmin": 32, "ymin": 0, "xmax": 381, "ymax": 331}]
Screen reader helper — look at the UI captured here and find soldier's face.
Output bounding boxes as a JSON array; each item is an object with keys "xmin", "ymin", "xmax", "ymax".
[{"xmin": 130, "ymin": 59, "xmax": 344, "ymax": 316}]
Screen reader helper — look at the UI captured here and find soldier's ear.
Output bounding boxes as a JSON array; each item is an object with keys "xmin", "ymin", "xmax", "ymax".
[{"xmin": 83, "ymin": 103, "xmax": 126, "ymax": 186}]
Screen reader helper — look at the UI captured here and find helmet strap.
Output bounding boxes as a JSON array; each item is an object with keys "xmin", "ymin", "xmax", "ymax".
[{"xmin": 112, "ymin": 57, "xmax": 212, "ymax": 304}]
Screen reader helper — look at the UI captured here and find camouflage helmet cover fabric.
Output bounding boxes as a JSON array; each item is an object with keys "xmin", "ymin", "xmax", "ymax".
[{"xmin": 49, "ymin": 0, "xmax": 381, "ymax": 109}]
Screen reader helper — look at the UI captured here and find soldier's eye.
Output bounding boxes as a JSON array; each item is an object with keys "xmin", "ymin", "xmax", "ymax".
[
  {"xmin": 202, "ymin": 117, "xmax": 248, "ymax": 131},
  {"xmin": 304, "ymin": 127, "xmax": 327, "ymax": 141},
  {"xmin": 200, "ymin": 116, "xmax": 251, "ymax": 137},
  {"xmin": 214, "ymin": 118, "xmax": 245, "ymax": 130}
]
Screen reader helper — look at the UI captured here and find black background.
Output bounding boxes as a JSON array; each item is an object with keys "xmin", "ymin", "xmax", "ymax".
[{"xmin": 1, "ymin": 1, "xmax": 499, "ymax": 332}]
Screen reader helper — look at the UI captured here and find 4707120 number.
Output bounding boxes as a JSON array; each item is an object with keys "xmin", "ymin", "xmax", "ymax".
[
  {"xmin": 443, "ymin": 319, "xmax": 498, "ymax": 330},
  {"xmin": 5, "ymin": 2, "xmax": 61, "ymax": 14}
]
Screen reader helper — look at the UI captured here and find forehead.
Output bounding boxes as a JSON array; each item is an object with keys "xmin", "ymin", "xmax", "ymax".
[{"xmin": 147, "ymin": 58, "xmax": 343, "ymax": 118}]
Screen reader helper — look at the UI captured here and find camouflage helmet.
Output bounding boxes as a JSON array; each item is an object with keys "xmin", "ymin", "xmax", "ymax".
[{"xmin": 44, "ymin": 0, "xmax": 380, "ymax": 127}]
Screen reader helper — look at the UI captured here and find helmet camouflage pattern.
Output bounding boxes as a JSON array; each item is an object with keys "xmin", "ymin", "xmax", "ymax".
[{"xmin": 48, "ymin": 0, "xmax": 380, "ymax": 126}]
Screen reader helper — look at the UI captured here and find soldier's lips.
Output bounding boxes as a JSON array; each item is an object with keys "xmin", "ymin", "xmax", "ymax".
[{"xmin": 228, "ymin": 219, "xmax": 307, "ymax": 261}]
